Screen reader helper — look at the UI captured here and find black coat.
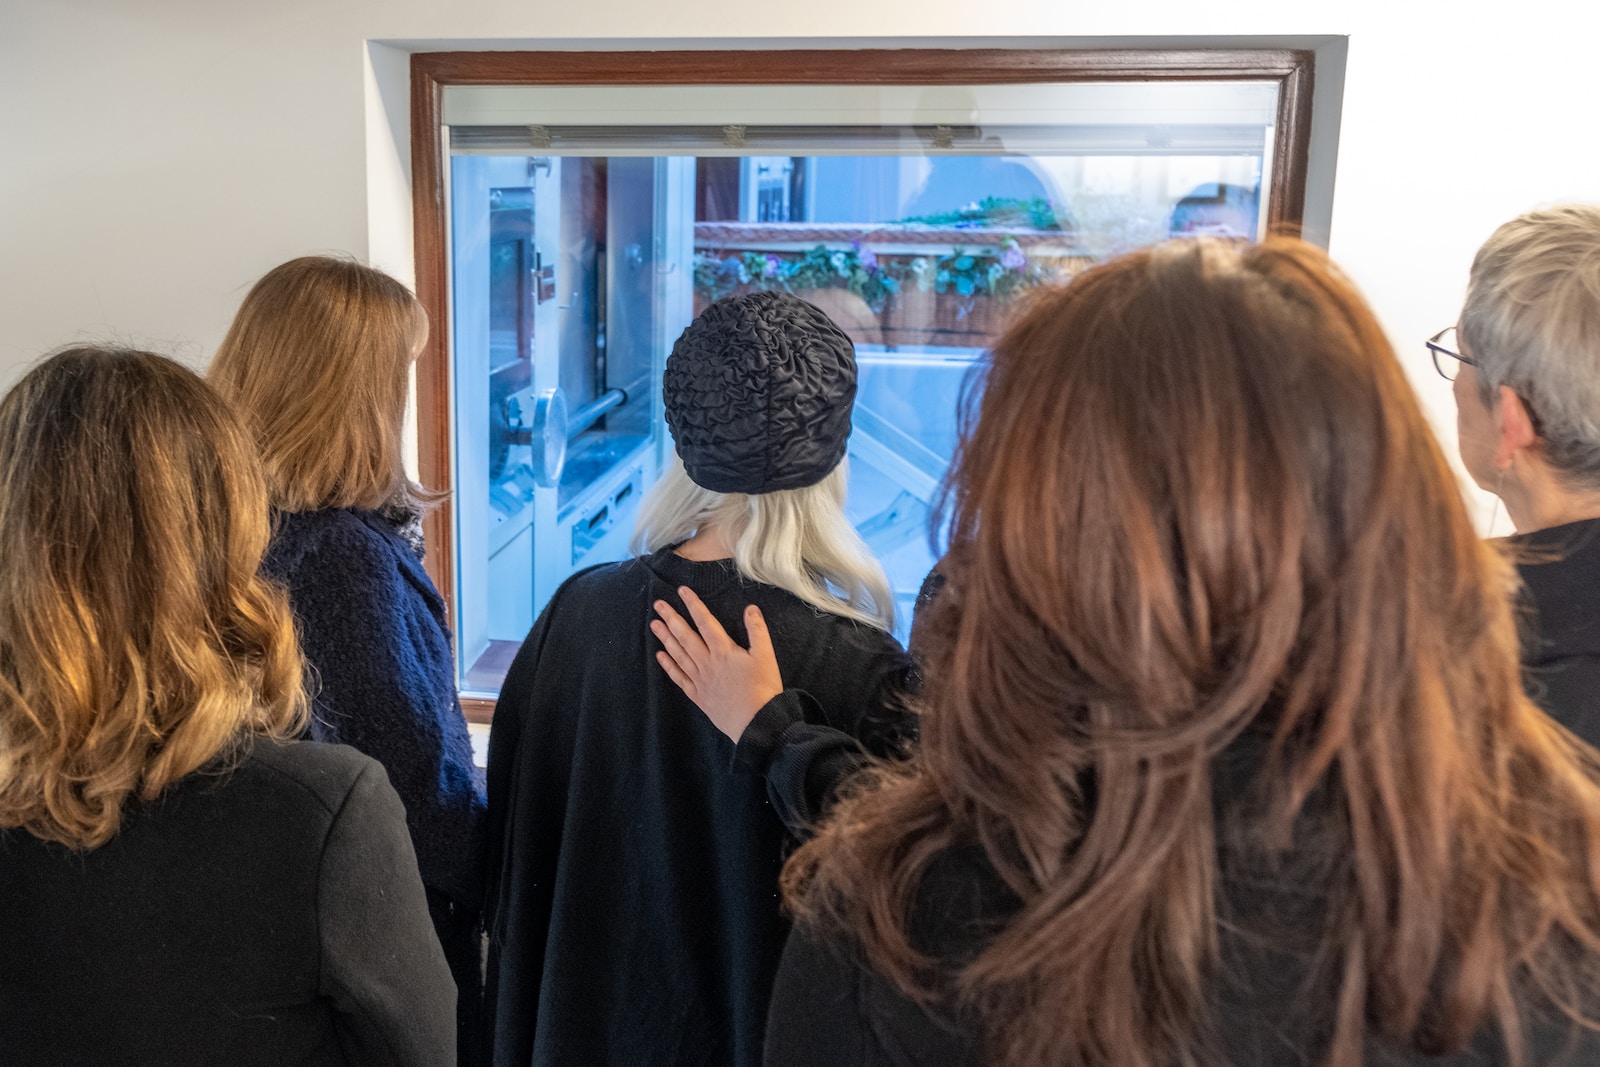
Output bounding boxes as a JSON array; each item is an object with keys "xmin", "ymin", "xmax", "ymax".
[
  {"xmin": 1513, "ymin": 517, "xmax": 1600, "ymax": 746},
  {"xmin": 483, "ymin": 550, "xmax": 914, "ymax": 1067},
  {"xmin": 0, "ymin": 740, "xmax": 455, "ymax": 1066},
  {"xmin": 766, "ymin": 797, "xmax": 1600, "ymax": 1066}
]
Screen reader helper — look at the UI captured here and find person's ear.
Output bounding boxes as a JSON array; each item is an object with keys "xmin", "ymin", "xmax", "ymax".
[{"xmin": 1493, "ymin": 384, "xmax": 1539, "ymax": 468}]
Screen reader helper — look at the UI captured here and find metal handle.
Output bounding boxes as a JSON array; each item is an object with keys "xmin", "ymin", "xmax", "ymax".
[
  {"xmin": 567, "ymin": 388, "xmax": 627, "ymax": 440},
  {"xmin": 503, "ymin": 388, "xmax": 569, "ymax": 488}
]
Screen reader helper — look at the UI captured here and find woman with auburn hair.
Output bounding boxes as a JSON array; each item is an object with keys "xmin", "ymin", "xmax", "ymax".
[
  {"xmin": 209, "ymin": 255, "xmax": 485, "ymax": 1062},
  {"xmin": 0, "ymin": 347, "xmax": 454, "ymax": 1065},
  {"xmin": 659, "ymin": 238, "xmax": 1600, "ymax": 1065}
]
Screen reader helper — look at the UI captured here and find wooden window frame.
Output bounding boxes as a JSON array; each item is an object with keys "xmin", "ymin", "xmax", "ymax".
[{"xmin": 410, "ymin": 46, "xmax": 1315, "ymax": 721}]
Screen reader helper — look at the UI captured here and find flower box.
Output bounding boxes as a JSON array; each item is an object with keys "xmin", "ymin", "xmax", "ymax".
[{"xmin": 692, "ymin": 221, "xmax": 1094, "ymax": 350}]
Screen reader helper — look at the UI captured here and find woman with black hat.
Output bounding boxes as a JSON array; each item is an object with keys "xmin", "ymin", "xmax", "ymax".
[{"xmin": 481, "ymin": 291, "xmax": 915, "ymax": 1067}]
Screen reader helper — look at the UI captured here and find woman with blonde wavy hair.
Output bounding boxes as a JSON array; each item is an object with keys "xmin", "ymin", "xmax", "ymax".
[
  {"xmin": 0, "ymin": 346, "xmax": 453, "ymax": 1065},
  {"xmin": 661, "ymin": 239, "xmax": 1600, "ymax": 1065},
  {"xmin": 482, "ymin": 291, "xmax": 916, "ymax": 1067},
  {"xmin": 209, "ymin": 255, "xmax": 485, "ymax": 1062}
]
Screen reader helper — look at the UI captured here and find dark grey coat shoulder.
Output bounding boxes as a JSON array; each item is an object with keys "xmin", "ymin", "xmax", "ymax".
[{"xmin": 0, "ymin": 739, "xmax": 456, "ymax": 1066}]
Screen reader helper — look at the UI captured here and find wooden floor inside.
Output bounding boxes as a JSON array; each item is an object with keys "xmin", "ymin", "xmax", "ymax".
[{"xmin": 463, "ymin": 638, "xmax": 523, "ymax": 694}]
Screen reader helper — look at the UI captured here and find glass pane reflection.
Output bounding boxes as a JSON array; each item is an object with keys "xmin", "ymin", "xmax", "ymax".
[{"xmin": 450, "ymin": 137, "xmax": 1267, "ymax": 694}]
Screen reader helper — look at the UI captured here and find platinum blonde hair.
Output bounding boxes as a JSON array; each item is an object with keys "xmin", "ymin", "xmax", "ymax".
[
  {"xmin": 1461, "ymin": 204, "xmax": 1600, "ymax": 489},
  {"xmin": 632, "ymin": 454, "xmax": 895, "ymax": 632}
]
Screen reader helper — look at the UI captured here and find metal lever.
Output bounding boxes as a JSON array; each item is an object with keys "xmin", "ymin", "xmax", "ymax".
[{"xmin": 566, "ymin": 388, "xmax": 626, "ymax": 440}]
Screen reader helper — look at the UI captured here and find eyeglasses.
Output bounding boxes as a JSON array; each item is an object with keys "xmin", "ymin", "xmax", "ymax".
[
  {"xmin": 1427, "ymin": 326, "xmax": 1475, "ymax": 382},
  {"xmin": 1430, "ymin": 326, "xmax": 1547, "ymax": 437}
]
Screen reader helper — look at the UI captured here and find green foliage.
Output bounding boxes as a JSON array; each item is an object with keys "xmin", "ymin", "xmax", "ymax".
[
  {"xmin": 694, "ymin": 245, "xmax": 899, "ymax": 312},
  {"xmin": 693, "ymin": 237, "xmax": 1042, "ymax": 316},
  {"xmin": 897, "ymin": 196, "xmax": 1068, "ymax": 232},
  {"xmin": 920, "ymin": 239, "xmax": 1039, "ymax": 302}
]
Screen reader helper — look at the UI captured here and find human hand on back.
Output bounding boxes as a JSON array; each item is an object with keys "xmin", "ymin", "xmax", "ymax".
[{"xmin": 651, "ymin": 586, "xmax": 783, "ymax": 743}]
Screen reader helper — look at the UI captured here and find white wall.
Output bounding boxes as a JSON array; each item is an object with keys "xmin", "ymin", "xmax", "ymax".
[{"xmin": 3, "ymin": 0, "xmax": 1597, "ymax": 527}]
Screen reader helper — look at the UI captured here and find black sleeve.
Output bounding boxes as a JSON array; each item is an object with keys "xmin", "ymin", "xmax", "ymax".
[
  {"xmin": 765, "ymin": 923, "xmax": 978, "ymax": 1067},
  {"xmin": 318, "ymin": 759, "xmax": 457, "ymax": 1067},
  {"xmin": 733, "ymin": 691, "xmax": 889, "ymax": 837},
  {"xmin": 731, "ymin": 612, "xmax": 922, "ymax": 838},
  {"xmin": 906, "ymin": 565, "xmax": 946, "ymax": 667}
]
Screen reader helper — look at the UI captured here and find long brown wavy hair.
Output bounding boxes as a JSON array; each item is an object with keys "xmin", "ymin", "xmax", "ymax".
[
  {"xmin": 784, "ymin": 238, "xmax": 1600, "ymax": 1066},
  {"xmin": 209, "ymin": 255, "xmax": 432, "ymax": 512},
  {"xmin": 0, "ymin": 348, "xmax": 307, "ymax": 849}
]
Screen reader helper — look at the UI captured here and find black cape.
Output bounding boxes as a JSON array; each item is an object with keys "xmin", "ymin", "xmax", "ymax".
[{"xmin": 483, "ymin": 550, "xmax": 912, "ymax": 1066}]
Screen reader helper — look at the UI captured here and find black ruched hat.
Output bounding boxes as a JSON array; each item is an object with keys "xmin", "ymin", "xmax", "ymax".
[{"xmin": 664, "ymin": 291, "xmax": 856, "ymax": 494}]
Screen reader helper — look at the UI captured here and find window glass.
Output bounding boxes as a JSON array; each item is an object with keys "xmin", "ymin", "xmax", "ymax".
[{"xmin": 446, "ymin": 82, "xmax": 1277, "ymax": 695}]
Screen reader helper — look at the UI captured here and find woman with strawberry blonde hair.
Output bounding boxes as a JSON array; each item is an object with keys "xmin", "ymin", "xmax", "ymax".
[
  {"xmin": 664, "ymin": 238, "xmax": 1600, "ymax": 1065},
  {"xmin": 210, "ymin": 256, "xmax": 485, "ymax": 1062},
  {"xmin": 0, "ymin": 347, "xmax": 453, "ymax": 1065}
]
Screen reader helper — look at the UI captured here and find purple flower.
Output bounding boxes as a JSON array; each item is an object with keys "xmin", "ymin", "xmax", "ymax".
[
  {"xmin": 1000, "ymin": 247, "xmax": 1027, "ymax": 270},
  {"xmin": 764, "ymin": 255, "xmax": 781, "ymax": 278},
  {"xmin": 856, "ymin": 243, "xmax": 879, "ymax": 271}
]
